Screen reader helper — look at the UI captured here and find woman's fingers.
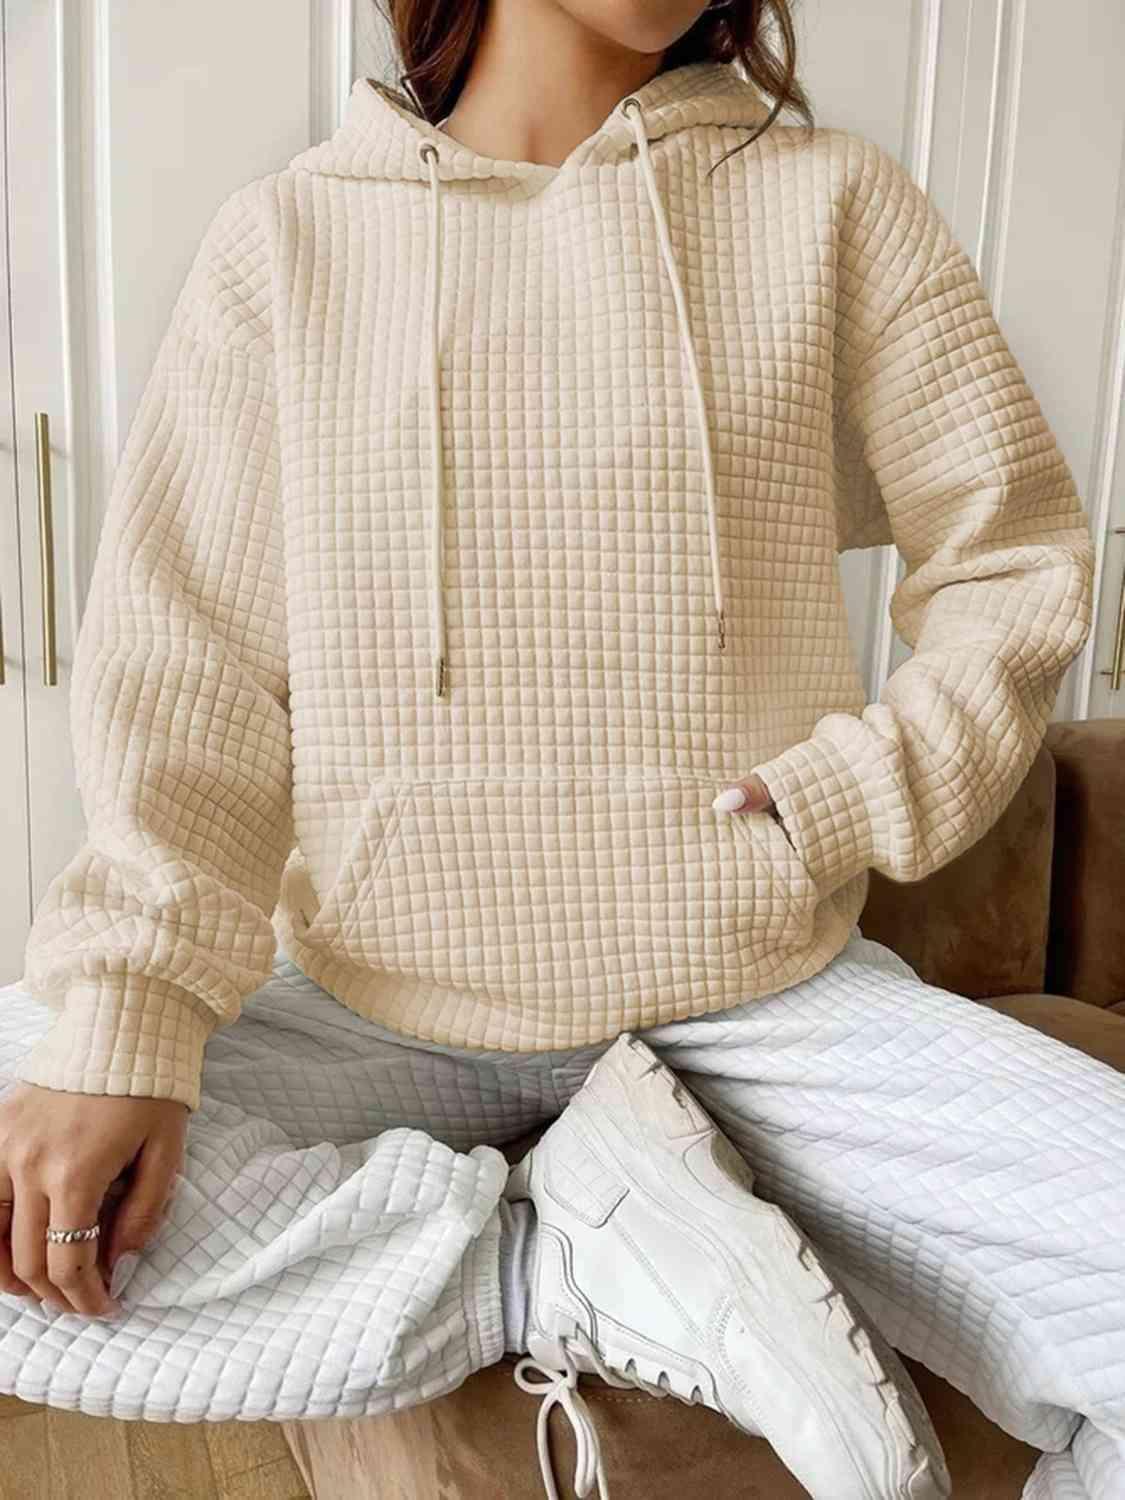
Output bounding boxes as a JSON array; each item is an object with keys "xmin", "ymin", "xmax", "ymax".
[
  {"xmin": 8, "ymin": 1174, "xmax": 119, "ymax": 1318},
  {"xmin": 95, "ymin": 1174, "xmax": 131, "ymax": 1291},
  {"xmin": 0, "ymin": 1179, "xmax": 33, "ymax": 1299},
  {"xmin": 9, "ymin": 1184, "xmax": 58, "ymax": 1309},
  {"xmin": 0, "ymin": 1085, "xmax": 189, "ymax": 1322},
  {"xmin": 43, "ymin": 1178, "xmax": 121, "ymax": 1318},
  {"xmin": 105, "ymin": 1129, "xmax": 184, "ymax": 1272},
  {"xmin": 711, "ymin": 773, "xmax": 774, "ymax": 814}
]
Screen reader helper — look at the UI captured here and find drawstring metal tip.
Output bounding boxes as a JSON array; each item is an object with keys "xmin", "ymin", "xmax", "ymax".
[
  {"xmin": 434, "ymin": 656, "xmax": 447, "ymax": 699},
  {"xmin": 716, "ymin": 609, "xmax": 726, "ymax": 652}
]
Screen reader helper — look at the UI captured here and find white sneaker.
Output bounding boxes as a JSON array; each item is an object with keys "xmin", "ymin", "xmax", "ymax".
[{"xmin": 503, "ymin": 1031, "xmax": 951, "ymax": 1500}]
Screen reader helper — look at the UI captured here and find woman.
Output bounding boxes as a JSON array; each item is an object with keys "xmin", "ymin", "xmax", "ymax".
[{"xmin": 0, "ymin": 1, "xmax": 1113, "ymax": 1496}]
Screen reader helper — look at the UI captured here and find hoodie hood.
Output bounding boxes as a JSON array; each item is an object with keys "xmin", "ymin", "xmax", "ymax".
[
  {"xmin": 288, "ymin": 60, "xmax": 777, "ymax": 698},
  {"xmin": 287, "ymin": 58, "xmax": 775, "ymax": 187}
]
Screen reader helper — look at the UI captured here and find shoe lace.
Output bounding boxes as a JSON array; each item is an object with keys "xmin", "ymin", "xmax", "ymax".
[{"xmin": 512, "ymin": 1329, "xmax": 670, "ymax": 1500}]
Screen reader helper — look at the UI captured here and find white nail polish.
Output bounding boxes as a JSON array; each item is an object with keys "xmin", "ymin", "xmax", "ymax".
[
  {"xmin": 712, "ymin": 787, "xmax": 749, "ymax": 813},
  {"xmin": 109, "ymin": 1251, "xmax": 140, "ymax": 1300}
]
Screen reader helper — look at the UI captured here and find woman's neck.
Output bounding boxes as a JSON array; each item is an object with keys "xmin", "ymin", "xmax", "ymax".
[{"xmin": 434, "ymin": 0, "xmax": 666, "ymax": 168}]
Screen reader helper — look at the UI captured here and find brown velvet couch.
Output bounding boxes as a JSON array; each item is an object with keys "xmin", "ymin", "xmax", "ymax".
[{"xmin": 284, "ymin": 717, "xmax": 1125, "ymax": 1500}]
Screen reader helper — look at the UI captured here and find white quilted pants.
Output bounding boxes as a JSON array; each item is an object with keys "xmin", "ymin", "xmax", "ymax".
[{"xmin": 1, "ymin": 927, "xmax": 1123, "ymax": 1500}]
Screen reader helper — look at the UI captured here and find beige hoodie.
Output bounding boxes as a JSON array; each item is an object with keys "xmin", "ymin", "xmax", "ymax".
[{"xmin": 16, "ymin": 60, "xmax": 1095, "ymax": 1109}]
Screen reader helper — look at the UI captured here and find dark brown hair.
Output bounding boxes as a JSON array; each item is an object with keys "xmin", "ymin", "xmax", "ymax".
[{"xmin": 374, "ymin": 1, "xmax": 814, "ymax": 174}]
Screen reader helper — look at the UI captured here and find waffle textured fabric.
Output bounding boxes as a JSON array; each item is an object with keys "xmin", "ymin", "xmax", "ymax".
[
  {"xmin": 14, "ymin": 59, "xmax": 1096, "ymax": 1109},
  {"xmin": 4, "ymin": 929, "xmax": 1125, "ymax": 1499}
]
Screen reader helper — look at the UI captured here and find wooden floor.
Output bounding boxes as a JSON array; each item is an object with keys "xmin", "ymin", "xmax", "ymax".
[{"xmin": 0, "ymin": 1394, "xmax": 311, "ymax": 1500}]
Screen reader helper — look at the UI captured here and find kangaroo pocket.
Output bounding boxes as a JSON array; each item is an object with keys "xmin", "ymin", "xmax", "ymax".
[{"xmin": 294, "ymin": 772, "xmax": 820, "ymax": 1012}]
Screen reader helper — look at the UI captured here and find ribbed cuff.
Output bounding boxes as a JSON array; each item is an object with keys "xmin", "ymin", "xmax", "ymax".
[
  {"xmin": 750, "ymin": 732, "xmax": 875, "ymax": 898},
  {"xmin": 11, "ymin": 974, "xmax": 217, "ymax": 1111},
  {"xmin": 461, "ymin": 1199, "xmax": 505, "ymax": 1375}
]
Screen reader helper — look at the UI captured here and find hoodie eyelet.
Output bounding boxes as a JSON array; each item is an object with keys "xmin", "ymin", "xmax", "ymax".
[
  {"xmin": 418, "ymin": 140, "xmax": 439, "ymax": 165},
  {"xmin": 620, "ymin": 96, "xmax": 642, "ymax": 119}
]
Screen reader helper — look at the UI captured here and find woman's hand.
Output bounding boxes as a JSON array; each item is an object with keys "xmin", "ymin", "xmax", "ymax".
[
  {"xmin": 0, "ymin": 1083, "xmax": 187, "ymax": 1320},
  {"xmin": 711, "ymin": 773, "xmax": 775, "ymax": 816}
]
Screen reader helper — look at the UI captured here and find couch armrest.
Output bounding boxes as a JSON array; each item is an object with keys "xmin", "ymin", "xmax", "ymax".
[
  {"xmin": 1043, "ymin": 719, "xmax": 1125, "ymax": 1008},
  {"xmin": 980, "ymin": 991, "xmax": 1125, "ymax": 1070},
  {"xmin": 858, "ymin": 742, "xmax": 1056, "ymax": 1000}
]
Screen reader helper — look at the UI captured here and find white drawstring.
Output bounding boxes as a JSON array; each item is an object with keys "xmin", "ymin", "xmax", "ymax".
[
  {"xmin": 415, "ymin": 95, "xmax": 727, "ymax": 699},
  {"xmin": 418, "ymin": 138, "xmax": 448, "ymax": 698},
  {"xmin": 513, "ymin": 1331, "xmax": 672, "ymax": 1500},
  {"xmin": 621, "ymin": 96, "xmax": 727, "ymax": 653}
]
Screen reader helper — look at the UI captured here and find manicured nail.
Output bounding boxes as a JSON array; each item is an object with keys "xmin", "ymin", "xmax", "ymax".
[
  {"xmin": 109, "ymin": 1252, "xmax": 140, "ymax": 1300},
  {"xmin": 98, "ymin": 1300, "xmax": 124, "ymax": 1321},
  {"xmin": 712, "ymin": 787, "xmax": 748, "ymax": 813}
]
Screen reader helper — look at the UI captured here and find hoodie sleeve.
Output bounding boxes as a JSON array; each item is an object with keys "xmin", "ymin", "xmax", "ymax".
[
  {"xmin": 749, "ymin": 137, "xmax": 1096, "ymax": 898},
  {"xmin": 13, "ymin": 183, "xmax": 293, "ymax": 1112}
]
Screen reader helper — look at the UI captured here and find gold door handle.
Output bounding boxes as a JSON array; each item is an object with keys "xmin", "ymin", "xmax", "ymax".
[
  {"xmin": 1097, "ymin": 526, "xmax": 1125, "ymax": 693},
  {"xmin": 34, "ymin": 411, "xmax": 57, "ymax": 686}
]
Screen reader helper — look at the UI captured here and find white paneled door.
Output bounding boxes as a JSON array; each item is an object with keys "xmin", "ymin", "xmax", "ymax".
[
  {"xmin": 800, "ymin": 0, "xmax": 1125, "ymax": 719},
  {"xmin": 1, "ymin": 2, "xmax": 1122, "ymax": 981},
  {"xmin": 0, "ymin": 8, "xmax": 31, "ymax": 981},
  {"xmin": 0, "ymin": 0, "xmax": 308, "ymax": 981},
  {"xmin": 7, "ymin": 1, "xmax": 85, "ymax": 989}
]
